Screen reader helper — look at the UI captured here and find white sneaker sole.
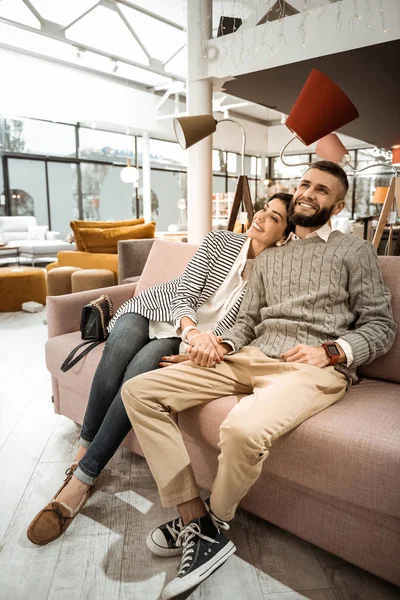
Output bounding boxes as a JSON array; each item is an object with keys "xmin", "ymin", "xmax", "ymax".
[
  {"xmin": 146, "ymin": 530, "xmax": 182, "ymax": 557},
  {"xmin": 161, "ymin": 540, "xmax": 236, "ymax": 599}
]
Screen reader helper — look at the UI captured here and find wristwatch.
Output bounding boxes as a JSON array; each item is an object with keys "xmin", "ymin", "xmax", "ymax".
[{"xmin": 321, "ymin": 342, "xmax": 341, "ymax": 365}]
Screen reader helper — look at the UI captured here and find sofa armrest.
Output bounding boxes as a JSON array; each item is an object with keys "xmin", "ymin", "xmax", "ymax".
[
  {"xmin": 118, "ymin": 239, "xmax": 155, "ymax": 284},
  {"xmin": 47, "ymin": 282, "xmax": 137, "ymax": 338}
]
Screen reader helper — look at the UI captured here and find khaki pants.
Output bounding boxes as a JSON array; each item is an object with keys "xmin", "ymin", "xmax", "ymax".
[{"xmin": 122, "ymin": 347, "xmax": 347, "ymax": 521}]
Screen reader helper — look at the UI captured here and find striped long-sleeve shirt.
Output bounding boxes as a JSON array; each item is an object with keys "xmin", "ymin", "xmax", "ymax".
[{"xmin": 108, "ymin": 230, "xmax": 248, "ymax": 336}]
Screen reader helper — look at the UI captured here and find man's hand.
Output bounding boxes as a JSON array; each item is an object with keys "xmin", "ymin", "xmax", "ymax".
[
  {"xmin": 159, "ymin": 355, "xmax": 190, "ymax": 368},
  {"xmin": 187, "ymin": 338, "xmax": 230, "ymax": 368},
  {"xmin": 280, "ymin": 344, "xmax": 331, "ymax": 368}
]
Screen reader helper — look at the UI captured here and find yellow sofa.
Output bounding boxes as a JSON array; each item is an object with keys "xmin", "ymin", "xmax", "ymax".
[{"xmin": 46, "ymin": 251, "xmax": 118, "ymax": 281}]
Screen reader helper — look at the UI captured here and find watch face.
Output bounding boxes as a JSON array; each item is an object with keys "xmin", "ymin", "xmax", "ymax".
[{"xmin": 327, "ymin": 344, "xmax": 340, "ymax": 356}]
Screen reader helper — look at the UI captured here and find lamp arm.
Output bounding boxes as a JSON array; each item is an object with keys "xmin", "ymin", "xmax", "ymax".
[
  {"xmin": 345, "ymin": 161, "xmax": 398, "ymax": 176},
  {"xmin": 279, "ymin": 135, "xmax": 310, "ymax": 167},
  {"xmin": 218, "ymin": 118, "xmax": 247, "ymax": 176}
]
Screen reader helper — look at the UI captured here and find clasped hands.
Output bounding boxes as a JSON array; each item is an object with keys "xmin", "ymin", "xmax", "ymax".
[{"xmin": 159, "ymin": 330, "xmax": 229, "ymax": 369}]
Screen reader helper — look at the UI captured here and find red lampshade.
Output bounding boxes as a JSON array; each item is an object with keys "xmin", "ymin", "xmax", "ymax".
[
  {"xmin": 392, "ymin": 146, "xmax": 400, "ymax": 166},
  {"xmin": 315, "ymin": 133, "xmax": 350, "ymax": 164},
  {"xmin": 285, "ymin": 70, "xmax": 359, "ymax": 146}
]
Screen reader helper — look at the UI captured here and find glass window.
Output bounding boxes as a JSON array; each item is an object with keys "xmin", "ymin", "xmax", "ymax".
[
  {"xmin": 79, "ymin": 128, "xmax": 135, "ymax": 162},
  {"xmin": 48, "ymin": 162, "xmax": 79, "ymax": 240},
  {"xmin": 0, "ymin": 159, "xmax": 5, "ymax": 217},
  {"xmin": 8, "ymin": 158, "xmax": 48, "ymax": 225},
  {"xmin": 213, "ymin": 175, "xmax": 226, "ymax": 194},
  {"xmin": 66, "ymin": 5, "xmax": 149, "ymax": 65},
  {"xmin": 144, "ymin": 170, "xmax": 186, "ymax": 232},
  {"xmin": 0, "ymin": 0, "xmax": 40, "ymax": 28},
  {"xmin": 29, "ymin": 0, "xmax": 99, "ymax": 27},
  {"xmin": 353, "ymin": 173, "xmax": 392, "ymax": 218},
  {"xmin": 213, "ymin": 150, "xmax": 226, "ymax": 174},
  {"xmin": 146, "ymin": 139, "xmax": 187, "ymax": 170},
  {"xmin": 119, "ymin": 4, "xmax": 186, "ymax": 64},
  {"xmin": 272, "ymin": 155, "xmax": 309, "ymax": 179},
  {"xmin": 81, "ymin": 163, "xmax": 136, "ymax": 221},
  {"xmin": 227, "ymin": 152, "xmax": 238, "ymax": 176},
  {"xmin": 4, "ymin": 118, "xmax": 76, "ymax": 157}
]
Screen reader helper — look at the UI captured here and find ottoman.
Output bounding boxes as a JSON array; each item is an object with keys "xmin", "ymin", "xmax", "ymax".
[
  {"xmin": 0, "ymin": 267, "xmax": 47, "ymax": 312},
  {"xmin": 47, "ymin": 266, "xmax": 82, "ymax": 296},
  {"xmin": 71, "ymin": 269, "xmax": 115, "ymax": 293}
]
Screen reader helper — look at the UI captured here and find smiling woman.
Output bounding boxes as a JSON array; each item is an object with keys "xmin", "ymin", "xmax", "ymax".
[{"xmin": 247, "ymin": 193, "xmax": 294, "ymax": 258}]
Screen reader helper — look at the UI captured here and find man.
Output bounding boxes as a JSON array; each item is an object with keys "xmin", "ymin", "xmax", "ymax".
[{"xmin": 122, "ymin": 161, "xmax": 395, "ymax": 600}]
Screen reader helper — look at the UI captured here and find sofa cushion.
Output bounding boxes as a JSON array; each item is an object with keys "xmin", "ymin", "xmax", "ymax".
[
  {"xmin": 358, "ymin": 256, "xmax": 400, "ymax": 384},
  {"xmin": 79, "ymin": 222, "xmax": 156, "ymax": 254},
  {"xmin": 19, "ymin": 240, "xmax": 76, "ymax": 254},
  {"xmin": 135, "ymin": 240, "xmax": 198, "ymax": 296},
  {"xmin": 178, "ymin": 378, "xmax": 400, "ymax": 518},
  {"xmin": 70, "ymin": 218, "xmax": 145, "ymax": 251},
  {"xmin": 46, "ymin": 332, "xmax": 105, "ymax": 399}
]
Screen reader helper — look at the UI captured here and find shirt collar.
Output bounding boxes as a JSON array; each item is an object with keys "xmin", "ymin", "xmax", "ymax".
[{"xmin": 284, "ymin": 223, "xmax": 332, "ymax": 245}]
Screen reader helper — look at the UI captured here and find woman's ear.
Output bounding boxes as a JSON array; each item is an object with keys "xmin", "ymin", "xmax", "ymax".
[{"xmin": 276, "ymin": 238, "xmax": 286, "ymax": 247}]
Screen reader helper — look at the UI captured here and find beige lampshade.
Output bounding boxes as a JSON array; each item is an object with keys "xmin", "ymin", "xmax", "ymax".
[
  {"xmin": 173, "ymin": 115, "xmax": 218, "ymax": 149},
  {"xmin": 315, "ymin": 133, "xmax": 350, "ymax": 164},
  {"xmin": 372, "ymin": 187, "xmax": 389, "ymax": 204}
]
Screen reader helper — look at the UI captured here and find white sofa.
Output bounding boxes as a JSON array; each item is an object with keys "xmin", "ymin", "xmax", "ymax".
[{"xmin": 0, "ymin": 216, "xmax": 76, "ymax": 265}]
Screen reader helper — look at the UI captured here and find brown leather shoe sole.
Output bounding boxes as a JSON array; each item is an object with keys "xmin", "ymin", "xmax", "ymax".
[{"xmin": 27, "ymin": 464, "xmax": 92, "ymax": 546}]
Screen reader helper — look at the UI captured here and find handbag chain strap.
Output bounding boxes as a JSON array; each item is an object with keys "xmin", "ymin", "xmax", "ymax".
[{"xmin": 89, "ymin": 294, "xmax": 113, "ymax": 335}]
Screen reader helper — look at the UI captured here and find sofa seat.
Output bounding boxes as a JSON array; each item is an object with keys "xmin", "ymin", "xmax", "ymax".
[
  {"xmin": 13, "ymin": 239, "xmax": 76, "ymax": 255},
  {"xmin": 178, "ymin": 378, "xmax": 400, "ymax": 520}
]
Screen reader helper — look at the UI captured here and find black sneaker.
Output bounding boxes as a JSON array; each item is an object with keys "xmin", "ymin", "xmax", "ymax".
[
  {"xmin": 146, "ymin": 516, "xmax": 185, "ymax": 557},
  {"xmin": 161, "ymin": 513, "xmax": 236, "ymax": 599}
]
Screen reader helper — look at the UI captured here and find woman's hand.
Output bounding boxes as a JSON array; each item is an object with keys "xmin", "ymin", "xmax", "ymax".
[
  {"xmin": 186, "ymin": 335, "xmax": 229, "ymax": 368},
  {"xmin": 186, "ymin": 330, "xmax": 226, "ymax": 362},
  {"xmin": 159, "ymin": 355, "xmax": 190, "ymax": 368}
]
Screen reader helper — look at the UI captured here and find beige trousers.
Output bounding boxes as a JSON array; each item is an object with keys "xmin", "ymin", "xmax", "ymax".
[{"xmin": 122, "ymin": 347, "xmax": 348, "ymax": 521}]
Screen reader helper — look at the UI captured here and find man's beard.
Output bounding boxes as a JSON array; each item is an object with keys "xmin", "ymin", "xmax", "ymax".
[{"xmin": 289, "ymin": 199, "xmax": 333, "ymax": 228}]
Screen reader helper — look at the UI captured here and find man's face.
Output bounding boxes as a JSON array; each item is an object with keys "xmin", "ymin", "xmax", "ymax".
[{"xmin": 290, "ymin": 168, "xmax": 345, "ymax": 228}]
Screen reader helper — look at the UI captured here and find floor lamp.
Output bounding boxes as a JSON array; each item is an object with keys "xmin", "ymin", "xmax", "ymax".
[
  {"xmin": 315, "ymin": 133, "xmax": 399, "ymax": 251},
  {"xmin": 173, "ymin": 115, "xmax": 254, "ymax": 231},
  {"xmin": 279, "ymin": 70, "xmax": 359, "ymax": 167}
]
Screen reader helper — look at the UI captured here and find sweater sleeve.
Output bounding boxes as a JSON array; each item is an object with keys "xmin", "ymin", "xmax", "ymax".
[
  {"xmin": 220, "ymin": 255, "xmax": 265, "ymax": 351},
  {"xmin": 340, "ymin": 242, "xmax": 396, "ymax": 368},
  {"xmin": 170, "ymin": 231, "xmax": 215, "ymax": 332}
]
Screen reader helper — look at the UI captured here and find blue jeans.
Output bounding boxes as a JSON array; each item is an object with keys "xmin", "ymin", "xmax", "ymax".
[{"xmin": 75, "ymin": 313, "xmax": 180, "ymax": 485}]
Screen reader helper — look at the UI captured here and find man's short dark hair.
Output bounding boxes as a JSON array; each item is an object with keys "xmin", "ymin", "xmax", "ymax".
[{"xmin": 306, "ymin": 160, "xmax": 349, "ymax": 200}]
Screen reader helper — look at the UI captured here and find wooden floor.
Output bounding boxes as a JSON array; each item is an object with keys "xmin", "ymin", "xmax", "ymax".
[{"xmin": 0, "ymin": 310, "xmax": 399, "ymax": 600}]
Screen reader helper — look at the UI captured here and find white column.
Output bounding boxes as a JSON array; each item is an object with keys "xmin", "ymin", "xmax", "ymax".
[
  {"xmin": 141, "ymin": 131, "xmax": 152, "ymax": 223},
  {"xmin": 187, "ymin": 0, "xmax": 213, "ymax": 244}
]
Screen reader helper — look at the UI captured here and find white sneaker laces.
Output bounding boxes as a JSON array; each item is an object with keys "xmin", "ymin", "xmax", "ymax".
[
  {"xmin": 165, "ymin": 517, "xmax": 184, "ymax": 543},
  {"xmin": 176, "ymin": 523, "xmax": 218, "ymax": 576}
]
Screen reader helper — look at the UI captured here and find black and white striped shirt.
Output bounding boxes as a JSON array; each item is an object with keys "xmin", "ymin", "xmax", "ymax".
[{"xmin": 108, "ymin": 230, "xmax": 248, "ymax": 336}]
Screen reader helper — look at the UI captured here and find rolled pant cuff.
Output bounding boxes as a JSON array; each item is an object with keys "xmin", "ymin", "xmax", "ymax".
[
  {"xmin": 79, "ymin": 436, "xmax": 92, "ymax": 450},
  {"xmin": 160, "ymin": 486, "xmax": 200, "ymax": 508},
  {"xmin": 74, "ymin": 465, "xmax": 96, "ymax": 486}
]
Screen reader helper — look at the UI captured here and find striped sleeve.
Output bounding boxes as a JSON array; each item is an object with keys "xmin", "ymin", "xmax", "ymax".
[{"xmin": 170, "ymin": 231, "xmax": 216, "ymax": 331}]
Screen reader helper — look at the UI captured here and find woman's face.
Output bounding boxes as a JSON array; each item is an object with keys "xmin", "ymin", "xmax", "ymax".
[{"xmin": 247, "ymin": 199, "xmax": 288, "ymax": 247}]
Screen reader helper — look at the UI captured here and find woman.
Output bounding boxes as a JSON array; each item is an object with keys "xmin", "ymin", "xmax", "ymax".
[{"xmin": 27, "ymin": 193, "xmax": 293, "ymax": 545}]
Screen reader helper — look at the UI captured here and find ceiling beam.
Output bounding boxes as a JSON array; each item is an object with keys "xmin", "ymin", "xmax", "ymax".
[
  {"xmin": 62, "ymin": 1, "xmax": 102, "ymax": 31},
  {"xmin": 0, "ymin": 16, "xmax": 185, "ymax": 82},
  {"xmin": 21, "ymin": 0, "xmax": 44, "ymax": 24},
  {"xmin": 115, "ymin": 4, "xmax": 152, "ymax": 62},
  {"xmin": 114, "ymin": 0, "xmax": 185, "ymax": 31}
]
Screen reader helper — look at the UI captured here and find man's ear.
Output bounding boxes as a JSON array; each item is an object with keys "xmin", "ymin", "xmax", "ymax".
[{"xmin": 332, "ymin": 200, "xmax": 345, "ymax": 216}]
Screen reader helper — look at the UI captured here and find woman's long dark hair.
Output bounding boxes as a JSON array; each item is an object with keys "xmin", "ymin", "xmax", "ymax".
[{"xmin": 267, "ymin": 193, "xmax": 294, "ymax": 237}]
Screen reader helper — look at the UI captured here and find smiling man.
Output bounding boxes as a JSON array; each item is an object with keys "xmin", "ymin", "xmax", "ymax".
[{"xmin": 122, "ymin": 161, "xmax": 396, "ymax": 599}]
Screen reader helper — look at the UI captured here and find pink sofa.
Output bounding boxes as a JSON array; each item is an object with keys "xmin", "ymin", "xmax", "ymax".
[{"xmin": 45, "ymin": 240, "xmax": 400, "ymax": 586}]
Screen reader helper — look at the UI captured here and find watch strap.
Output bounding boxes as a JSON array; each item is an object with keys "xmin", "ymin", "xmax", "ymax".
[{"xmin": 321, "ymin": 342, "xmax": 341, "ymax": 366}]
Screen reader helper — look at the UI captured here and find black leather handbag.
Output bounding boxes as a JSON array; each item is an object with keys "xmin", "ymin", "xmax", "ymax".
[{"xmin": 61, "ymin": 295, "xmax": 113, "ymax": 373}]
